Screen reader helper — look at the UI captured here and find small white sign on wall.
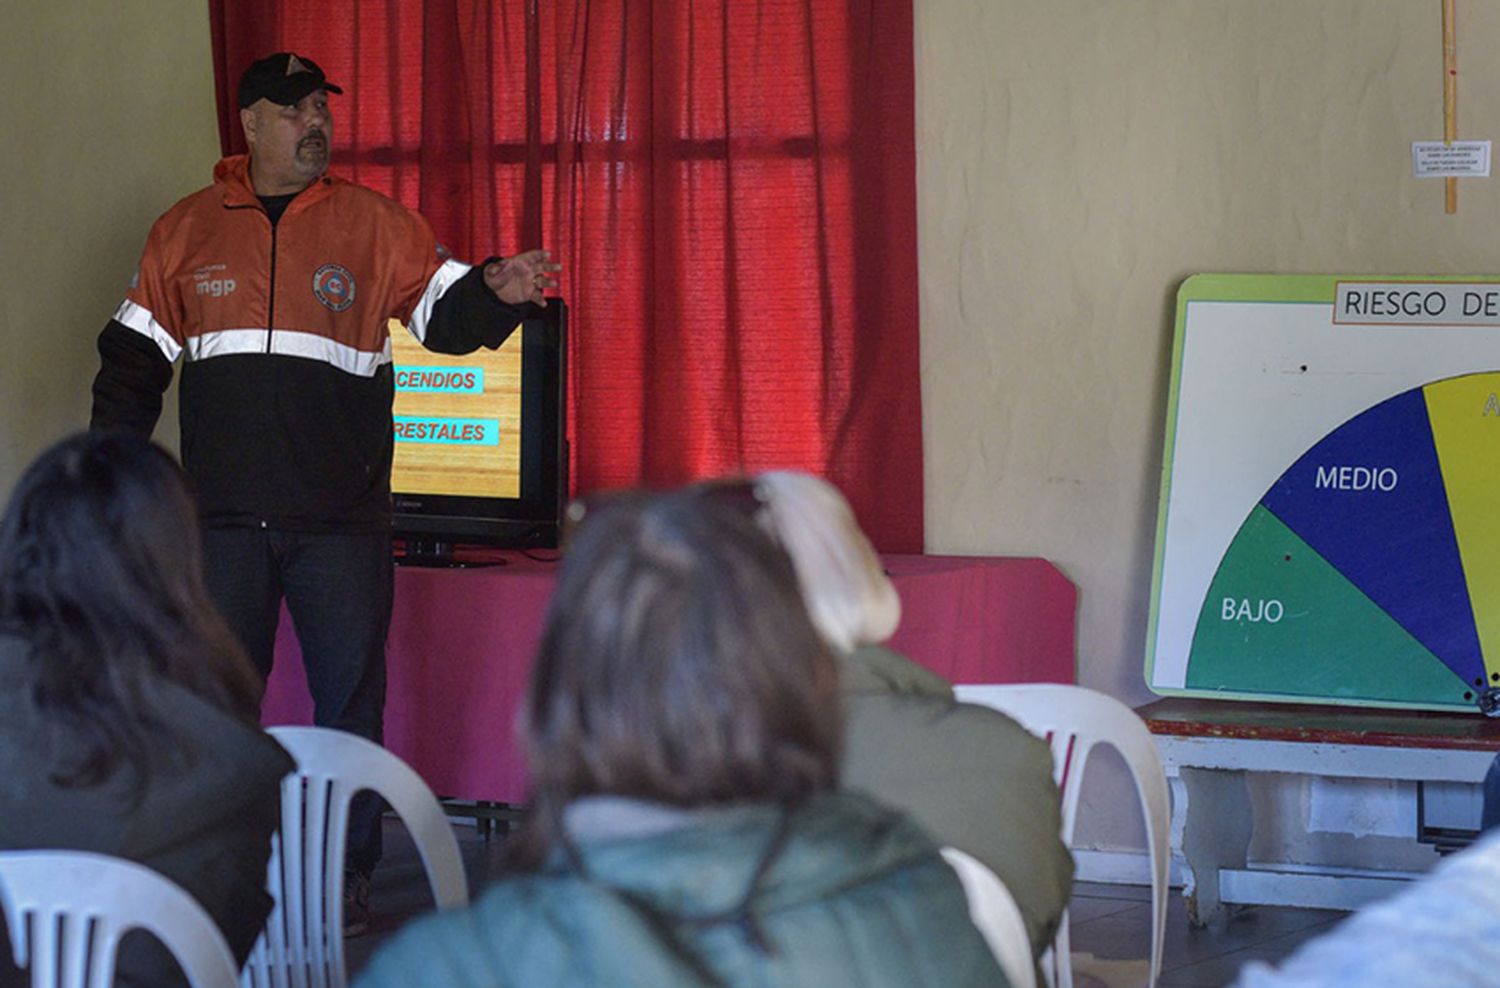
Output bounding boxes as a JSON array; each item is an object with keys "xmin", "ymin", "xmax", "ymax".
[{"xmin": 1412, "ymin": 141, "xmax": 1491, "ymax": 178}]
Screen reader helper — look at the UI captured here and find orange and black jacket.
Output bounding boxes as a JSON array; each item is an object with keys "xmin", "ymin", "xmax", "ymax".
[{"xmin": 91, "ymin": 155, "xmax": 522, "ymax": 532}]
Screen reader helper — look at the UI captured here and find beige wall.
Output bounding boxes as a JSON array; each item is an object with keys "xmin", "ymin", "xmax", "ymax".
[
  {"xmin": 0, "ymin": 1, "xmax": 214, "ymax": 489},
  {"xmin": 916, "ymin": 1, "xmax": 1500, "ymax": 857},
  {"xmin": 917, "ymin": 0, "xmax": 1500, "ymax": 707}
]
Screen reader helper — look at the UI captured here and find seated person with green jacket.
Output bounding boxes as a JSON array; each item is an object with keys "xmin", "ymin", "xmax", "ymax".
[
  {"xmin": 751, "ymin": 470, "xmax": 1075, "ymax": 960},
  {"xmin": 356, "ymin": 488, "xmax": 1008, "ymax": 987}
]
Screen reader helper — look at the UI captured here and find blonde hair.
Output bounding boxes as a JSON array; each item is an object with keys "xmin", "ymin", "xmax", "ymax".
[{"xmin": 754, "ymin": 471, "xmax": 901, "ymax": 653}]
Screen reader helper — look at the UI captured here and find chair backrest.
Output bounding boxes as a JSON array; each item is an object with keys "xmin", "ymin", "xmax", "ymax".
[
  {"xmin": 243, "ymin": 727, "xmax": 469, "ymax": 988},
  {"xmin": 0, "ymin": 850, "xmax": 241, "ymax": 988},
  {"xmin": 954, "ymin": 684, "xmax": 1169, "ymax": 988},
  {"xmin": 942, "ymin": 847, "xmax": 1037, "ymax": 988}
]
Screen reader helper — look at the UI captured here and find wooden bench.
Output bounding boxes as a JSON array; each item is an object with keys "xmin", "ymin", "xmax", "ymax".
[{"xmin": 1138, "ymin": 697, "xmax": 1500, "ymax": 925}]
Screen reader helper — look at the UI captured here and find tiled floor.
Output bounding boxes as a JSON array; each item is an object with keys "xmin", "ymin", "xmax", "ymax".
[
  {"xmin": 346, "ymin": 819, "xmax": 1351, "ymax": 987},
  {"xmin": 1067, "ymin": 881, "xmax": 1348, "ymax": 988}
]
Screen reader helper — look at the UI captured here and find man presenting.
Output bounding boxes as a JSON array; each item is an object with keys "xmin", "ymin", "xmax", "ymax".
[{"xmin": 90, "ymin": 52, "xmax": 559, "ymax": 932}]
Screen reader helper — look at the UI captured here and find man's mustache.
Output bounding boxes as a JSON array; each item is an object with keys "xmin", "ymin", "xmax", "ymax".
[{"xmin": 299, "ymin": 131, "xmax": 327, "ymax": 150}]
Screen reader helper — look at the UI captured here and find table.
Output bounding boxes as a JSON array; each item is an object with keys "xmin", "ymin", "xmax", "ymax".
[
  {"xmin": 264, "ymin": 554, "xmax": 1077, "ymax": 803},
  {"xmin": 1141, "ymin": 697, "xmax": 1500, "ymax": 923}
]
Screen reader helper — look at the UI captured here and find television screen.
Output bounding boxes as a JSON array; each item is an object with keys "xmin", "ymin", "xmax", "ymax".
[{"xmin": 390, "ymin": 299, "xmax": 567, "ymax": 554}]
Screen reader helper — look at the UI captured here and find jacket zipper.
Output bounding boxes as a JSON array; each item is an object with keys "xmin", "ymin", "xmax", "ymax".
[
  {"xmin": 266, "ymin": 216, "xmax": 278, "ymax": 353},
  {"xmin": 262, "ymin": 206, "xmax": 275, "ymax": 529}
]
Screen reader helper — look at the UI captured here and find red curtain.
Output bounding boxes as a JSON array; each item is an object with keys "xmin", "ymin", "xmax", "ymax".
[{"xmin": 210, "ymin": 0, "xmax": 923, "ymax": 550}]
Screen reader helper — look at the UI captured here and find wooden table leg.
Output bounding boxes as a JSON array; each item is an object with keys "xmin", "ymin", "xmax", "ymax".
[{"xmin": 1174, "ymin": 766, "xmax": 1253, "ymax": 927}]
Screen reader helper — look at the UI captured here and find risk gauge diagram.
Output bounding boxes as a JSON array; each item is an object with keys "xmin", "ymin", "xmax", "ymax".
[
  {"xmin": 1185, "ymin": 373, "xmax": 1499, "ymax": 707},
  {"xmin": 1147, "ymin": 276, "xmax": 1500, "ymax": 711}
]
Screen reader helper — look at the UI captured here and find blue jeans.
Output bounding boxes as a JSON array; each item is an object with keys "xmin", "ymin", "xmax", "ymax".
[{"xmin": 202, "ymin": 527, "xmax": 392, "ymax": 874}]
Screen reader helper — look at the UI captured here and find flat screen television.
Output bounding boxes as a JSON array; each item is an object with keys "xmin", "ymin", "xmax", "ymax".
[{"xmin": 389, "ymin": 298, "xmax": 567, "ymax": 559}]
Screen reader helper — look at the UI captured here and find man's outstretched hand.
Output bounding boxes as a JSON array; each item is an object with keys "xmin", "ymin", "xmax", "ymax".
[{"xmin": 485, "ymin": 250, "xmax": 562, "ymax": 307}]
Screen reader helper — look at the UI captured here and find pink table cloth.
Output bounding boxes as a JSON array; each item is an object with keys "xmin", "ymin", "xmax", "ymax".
[{"xmin": 263, "ymin": 553, "xmax": 1076, "ymax": 803}]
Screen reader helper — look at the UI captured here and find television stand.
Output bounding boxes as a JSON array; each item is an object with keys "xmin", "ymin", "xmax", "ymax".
[{"xmin": 395, "ymin": 539, "xmax": 508, "ymax": 569}]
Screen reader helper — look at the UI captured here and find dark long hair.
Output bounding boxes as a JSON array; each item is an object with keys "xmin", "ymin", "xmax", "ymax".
[
  {"xmin": 0, "ymin": 431, "xmax": 262, "ymax": 786},
  {"xmin": 513, "ymin": 488, "xmax": 841, "ymax": 868}
]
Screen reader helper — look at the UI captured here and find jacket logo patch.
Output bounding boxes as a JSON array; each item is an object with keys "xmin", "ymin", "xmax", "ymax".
[
  {"xmin": 312, "ymin": 263, "xmax": 356, "ymax": 312},
  {"xmin": 193, "ymin": 264, "xmax": 235, "ymax": 298}
]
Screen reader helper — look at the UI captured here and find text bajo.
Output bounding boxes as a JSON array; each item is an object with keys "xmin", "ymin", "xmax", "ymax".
[{"xmin": 1222, "ymin": 598, "xmax": 1284, "ymax": 623}]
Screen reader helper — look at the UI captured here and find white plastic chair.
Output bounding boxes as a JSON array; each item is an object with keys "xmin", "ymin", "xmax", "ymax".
[
  {"xmin": 955, "ymin": 684, "xmax": 1169, "ymax": 988},
  {"xmin": 243, "ymin": 727, "xmax": 469, "ymax": 988},
  {"xmin": 0, "ymin": 850, "xmax": 241, "ymax": 988},
  {"xmin": 942, "ymin": 846, "xmax": 1037, "ymax": 988}
]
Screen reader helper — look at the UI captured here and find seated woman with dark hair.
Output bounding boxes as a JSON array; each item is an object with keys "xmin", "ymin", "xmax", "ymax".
[
  {"xmin": 357, "ymin": 489, "xmax": 1007, "ymax": 987},
  {"xmin": 0, "ymin": 432, "xmax": 293, "ymax": 987},
  {"xmin": 751, "ymin": 470, "xmax": 1074, "ymax": 961}
]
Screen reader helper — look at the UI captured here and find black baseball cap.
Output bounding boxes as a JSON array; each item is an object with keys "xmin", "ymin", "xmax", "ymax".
[{"xmin": 237, "ymin": 52, "xmax": 343, "ymax": 109}]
